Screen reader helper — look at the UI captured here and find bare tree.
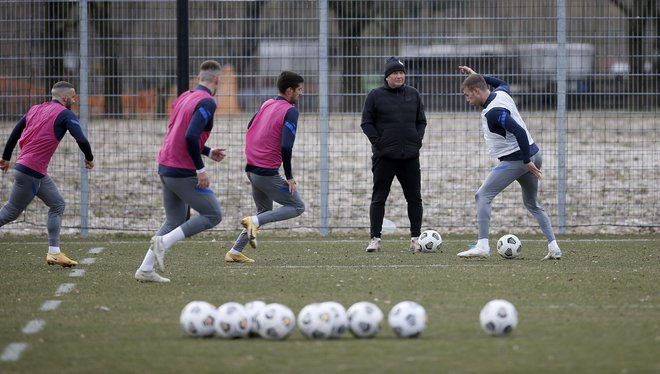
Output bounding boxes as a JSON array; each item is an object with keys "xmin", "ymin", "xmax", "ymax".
[
  {"xmin": 44, "ymin": 2, "xmax": 68, "ymax": 96},
  {"xmin": 90, "ymin": 1, "xmax": 123, "ymax": 115},
  {"xmin": 609, "ymin": 0, "xmax": 659, "ymax": 108}
]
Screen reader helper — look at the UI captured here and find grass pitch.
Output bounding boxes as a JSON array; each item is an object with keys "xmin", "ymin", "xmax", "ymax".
[{"xmin": 0, "ymin": 233, "xmax": 658, "ymax": 373}]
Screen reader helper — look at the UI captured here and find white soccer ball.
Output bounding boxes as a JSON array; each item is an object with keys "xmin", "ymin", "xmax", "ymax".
[
  {"xmin": 418, "ymin": 230, "xmax": 442, "ymax": 252},
  {"xmin": 347, "ymin": 301, "xmax": 383, "ymax": 338},
  {"xmin": 254, "ymin": 303, "xmax": 296, "ymax": 340},
  {"xmin": 214, "ymin": 302, "xmax": 251, "ymax": 339},
  {"xmin": 297, "ymin": 303, "xmax": 334, "ymax": 339},
  {"xmin": 387, "ymin": 301, "xmax": 427, "ymax": 338},
  {"xmin": 244, "ymin": 300, "xmax": 266, "ymax": 337},
  {"xmin": 320, "ymin": 301, "xmax": 348, "ymax": 338},
  {"xmin": 179, "ymin": 301, "xmax": 216, "ymax": 338},
  {"xmin": 479, "ymin": 299, "xmax": 519, "ymax": 336},
  {"xmin": 497, "ymin": 234, "xmax": 522, "ymax": 259}
]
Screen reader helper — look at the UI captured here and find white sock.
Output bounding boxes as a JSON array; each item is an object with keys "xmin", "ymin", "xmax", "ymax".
[
  {"xmin": 477, "ymin": 238, "xmax": 490, "ymax": 251},
  {"xmin": 48, "ymin": 246, "xmax": 61, "ymax": 255},
  {"xmin": 139, "ymin": 249, "xmax": 156, "ymax": 272},
  {"xmin": 162, "ymin": 227, "xmax": 185, "ymax": 249},
  {"xmin": 548, "ymin": 240, "xmax": 560, "ymax": 252},
  {"xmin": 229, "ymin": 248, "xmax": 242, "ymax": 255},
  {"xmin": 252, "ymin": 215, "xmax": 260, "ymax": 227}
]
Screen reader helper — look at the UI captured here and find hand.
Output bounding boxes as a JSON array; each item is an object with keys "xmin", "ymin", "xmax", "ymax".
[
  {"xmin": 458, "ymin": 66, "xmax": 477, "ymax": 75},
  {"xmin": 287, "ymin": 178, "xmax": 297, "ymax": 194},
  {"xmin": 85, "ymin": 160, "xmax": 94, "ymax": 169},
  {"xmin": 196, "ymin": 171, "xmax": 210, "ymax": 188},
  {"xmin": 210, "ymin": 148, "xmax": 226, "ymax": 162},
  {"xmin": 0, "ymin": 159, "xmax": 9, "ymax": 173},
  {"xmin": 526, "ymin": 162, "xmax": 543, "ymax": 180}
]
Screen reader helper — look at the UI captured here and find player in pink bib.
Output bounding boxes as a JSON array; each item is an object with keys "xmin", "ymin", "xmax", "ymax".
[
  {"xmin": 225, "ymin": 71, "xmax": 306, "ymax": 263},
  {"xmin": 0, "ymin": 81, "xmax": 94, "ymax": 267},
  {"xmin": 135, "ymin": 60, "xmax": 227, "ymax": 283}
]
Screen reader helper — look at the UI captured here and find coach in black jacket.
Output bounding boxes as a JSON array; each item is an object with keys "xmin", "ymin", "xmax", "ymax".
[{"xmin": 360, "ymin": 56, "xmax": 427, "ymax": 253}]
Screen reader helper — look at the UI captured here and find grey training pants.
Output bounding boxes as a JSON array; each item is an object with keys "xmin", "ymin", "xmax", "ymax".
[
  {"xmin": 232, "ymin": 172, "xmax": 305, "ymax": 252},
  {"xmin": 475, "ymin": 151, "xmax": 556, "ymax": 243},
  {"xmin": 157, "ymin": 175, "xmax": 223, "ymax": 238},
  {"xmin": 0, "ymin": 170, "xmax": 65, "ymax": 247}
]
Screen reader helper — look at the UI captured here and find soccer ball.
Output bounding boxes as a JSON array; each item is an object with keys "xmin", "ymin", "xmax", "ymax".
[
  {"xmin": 320, "ymin": 301, "xmax": 348, "ymax": 338},
  {"xmin": 254, "ymin": 303, "xmax": 296, "ymax": 340},
  {"xmin": 387, "ymin": 301, "xmax": 427, "ymax": 338},
  {"xmin": 479, "ymin": 299, "xmax": 519, "ymax": 336},
  {"xmin": 497, "ymin": 234, "xmax": 522, "ymax": 259},
  {"xmin": 346, "ymin": 301, "xmax": 383, "ymax": 338},
  {"xmin": 418, "ymin": 230, "xmax": 442, "ymax": 252},
  {"xmin": 214, "ymin": 302, "xmax": 251, "ymax": 339},
  {"xmin": 297, "ymin": 303, "xmax": 335, "ymax": 339},
  {"xmin": 244, "ymin": 300, "xmax": 266, "ymax": 337},
  {"xmin": 179, "ymin": 301, "xmax": 216, "ymax": 338}
]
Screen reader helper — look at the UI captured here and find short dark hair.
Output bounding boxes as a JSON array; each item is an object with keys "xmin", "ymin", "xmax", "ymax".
[
  {"xmin": 277, "ymin": 71, "xmax": 304, "ymax": 94},
  {"xmin": 52, "ymin": 81, "xmax": 74, "ymax": 90},
  {"xmin": 51, "ymin": 81, "xmax": 75, "ymax": 97},
  {"xmin": 461, "ymin": 74, "xmax": 488, "ymax": 91},
  {"xmin": 199, "ymin": 60, "xmax": 222, "ymax": 83}
]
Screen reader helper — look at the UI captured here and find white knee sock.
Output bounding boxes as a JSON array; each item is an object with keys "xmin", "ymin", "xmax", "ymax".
[
  {"xmin": 48, "ymin": 246, "xmax": 61, "ymax": 255},
  {"xmin": 139, "ymin": 249, "xmax": 156, "ymax": 272},
  {"xmin": 162, "ymin": 227, "xmax": 185, "ymax": 249},
  {"xmin": 477, "ymin": 238, "xmax": 490, "ymax": 250}
]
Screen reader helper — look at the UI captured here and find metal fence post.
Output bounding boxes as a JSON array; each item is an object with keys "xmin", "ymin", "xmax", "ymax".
[
  {"xmin": 556, "ymin": 0, "xmax": 567, "ymax": 234},
  {"xmin": 79, "ymin": 0, "xmax": 90, "ymax": 237},
  {"xmin": 319, "ymin": 0, "xmax": 330, "ymax": 236}
]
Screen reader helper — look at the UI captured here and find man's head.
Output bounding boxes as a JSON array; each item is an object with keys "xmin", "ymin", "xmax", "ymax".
[
  {"xmin": 461, "ymin": 74, "xmax": 490, "ymax": 107},
  {"xmin": 198, "ymin": 60, "xmax": 223, "ymax": 94},
  {"xmin": 277, "ymin": 71, "xmax": 304, "ymax": 105},
  {"xmin": 51, "ymin": 81, "xmax": 76, "ymax": 109},
  {"xmin": 384, "ymin": 57, "xmax": 406, "ymax": 89}
]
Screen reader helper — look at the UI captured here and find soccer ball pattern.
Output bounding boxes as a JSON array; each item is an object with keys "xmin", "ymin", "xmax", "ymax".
[
  {"xmin": 179, "ymin": 301, "xmax": 217, "ymax": 338},
  {"xmin": 387, "ymin": 301, "xmax": 427, "ymax": 338},
  {"xmin": 321, "ymin": 301, "xmax": 349, "ymax": 338},
  {"xmin": 347, "ymin": 301, "xmax": 383, "ymax": 338},
  {"xmin": 479, "ymin": 299, "xmax": 519, "ymax": 336},
  {"xmin": 214, "ymin": 302, "xmax": 251, "ymax": 339},
  {"xmin": 244, "ymin": 300, "xmax": 266, "ymax": 337},
  {"xmin": 497, "ymin": 234, "xmax": 522, "ymax": 259},
  {"xmin": 418, "ymin": 230, "xmax": 442, "ymax": 252},
  {"xmin": 297, "ymin": 303, "xmax": 335, "ymax": 339},
  {"xmin": 254, "ymin": 303, "xmax": 296, "ymax": 340}
]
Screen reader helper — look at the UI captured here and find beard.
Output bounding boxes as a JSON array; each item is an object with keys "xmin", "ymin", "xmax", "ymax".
[{"xmin": 65, "ymin": 98, "xmax": 74, "ymax": 109}]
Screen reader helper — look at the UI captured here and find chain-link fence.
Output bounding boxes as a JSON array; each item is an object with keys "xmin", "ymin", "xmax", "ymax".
[{"xmin": 1, "ymin": 0, "xmax": 658, "ymax": 236}]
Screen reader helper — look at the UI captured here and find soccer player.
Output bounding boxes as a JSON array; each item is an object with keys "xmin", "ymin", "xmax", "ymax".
[
  {"xmin": 225, "ymin": 71, "xmax": 306, "ymax": 263},
  {"xmin": 457, "ymin": 65, "xmax": 561, "ymax": 260},
  {"xmin": 0, "ymin": 81, "xmax": 94, "ymax": 267},
  {"xmin": 135, "ymin": 60, "xmax": 226, "ymax": 283},
  {"xmin": 360, "ymin": 57, "xmax": 427, "ymax": 253}
]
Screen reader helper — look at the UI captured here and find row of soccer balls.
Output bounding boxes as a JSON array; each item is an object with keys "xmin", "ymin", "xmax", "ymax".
[
  {"xmin": 180, "ymin": 299, "xmax": 519, "ymax": 340},
  {"xmin": 419, "ymin": 230, "xmax": 523, "ymax": 259}
]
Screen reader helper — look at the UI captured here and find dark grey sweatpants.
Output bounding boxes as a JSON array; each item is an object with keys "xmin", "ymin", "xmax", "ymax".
[
  {"xmin": 0, "ymin": 170, "xmax": 65, "ymax": 247},
  {"xmin": 232, "ymin": 172, "xmax": 305, "ymax": 252},
  {"xmin": 475, "ymin": 151, "xmax": 556, "ymax": 243},
  {"xmin": 157, "ymin": 175, "xmax": 223, "ymax": 238}
]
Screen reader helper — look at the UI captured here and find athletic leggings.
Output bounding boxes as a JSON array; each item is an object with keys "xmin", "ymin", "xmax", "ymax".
[{"xmin": 475, "ymin": 151, "xmax": 556, "ymax": 242}]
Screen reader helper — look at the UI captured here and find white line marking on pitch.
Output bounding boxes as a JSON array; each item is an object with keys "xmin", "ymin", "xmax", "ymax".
[
  {"xmin": 1, "ymin": 343, "xmax": 28, "ymax": 362},
  {"xmin": 40, "ymin": 300, "xmax": 62, "ymax": 311},
  {"xmin": 69, "ymin": 269, "xmax": 86, "ymax": 277},
  {"xmin": 88, "ymin": 247, "xmax": 104, "ymax": 254},
  {"xmin": 79, "ymin": 257, "xmax": 96, "ymax": 265},
  {"xmin": 22, "ymin": 320, "xmax": 46, "ymax": 335},
  {"xmin": 55, "ymin": 283, "xmax": 76, "ymax": 296},
  {"xmin": 246, "ymin": 263, "xmax": 502, "ymax": 270}
]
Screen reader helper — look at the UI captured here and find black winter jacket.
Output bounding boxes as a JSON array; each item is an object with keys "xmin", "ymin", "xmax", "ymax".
[{"xmin": 360, "ymin": 83, "xmax": 427, "ymax": 160}]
